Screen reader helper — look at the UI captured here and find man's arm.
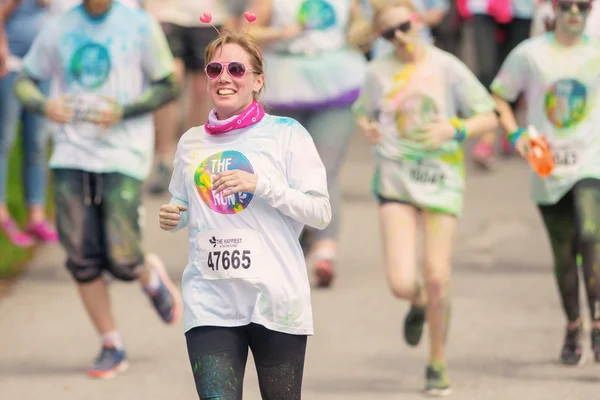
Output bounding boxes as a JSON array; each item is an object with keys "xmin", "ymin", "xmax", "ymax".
[
  {"xmin": 0, "ymin": 5, "xmax": 7, "ymax": 77},
  {"xmin": 15, "ymin": 70, "xmax": 74, "ymax": 124},
  {"xmin": 14, "ymin": 71, "xmax": 47, "ymax": 114},
  {"xmin": 121, "ymin": 72, "xmax": 179, "ymax": 119}
]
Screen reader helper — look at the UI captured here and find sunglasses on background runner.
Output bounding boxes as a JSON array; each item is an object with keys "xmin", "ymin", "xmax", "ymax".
[
  {"xmin": 204, "ymin": 61, "xmax": 260, "ymax": 80},
  {"xmin": 380, "ymin": 20, "xmax": 412, "ymax": 41},
  {"xmin": 557, "ymin": 1, "xmax": 591, "ymax": 12}
]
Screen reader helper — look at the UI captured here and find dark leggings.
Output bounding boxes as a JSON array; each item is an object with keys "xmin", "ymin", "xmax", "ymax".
[
  {"xmin": 186, "ymin": 323, "xmax": 307, "ymax": 400},
  {"xmin": 538, "ymin": 179, "xmax": 600, "ymax": 323}
]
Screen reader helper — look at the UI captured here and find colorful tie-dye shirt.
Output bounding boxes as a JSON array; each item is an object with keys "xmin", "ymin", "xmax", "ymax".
[
  {"xmin": 169, "ymin": 115, "xmax": 330, "ymax": 335},
  {"xmin": 353, "ymin": 46, "xmax": 494, "ymax": 215},
  {"xmin": 491, "ymin": 33, "xmax": 600, "ymax": 205},
  {"xmin": 22, "ymin": 3, "xmax": 175, "ymax": 181}
]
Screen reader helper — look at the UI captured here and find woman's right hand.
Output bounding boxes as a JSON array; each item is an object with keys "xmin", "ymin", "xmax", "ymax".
[
  {"xmin": 357, "ymin": 116, "xmax": 382, "ymax": 145},
  {"xmin": 159, "ymin": 204, "xmax": 188, "ymax": 231}
]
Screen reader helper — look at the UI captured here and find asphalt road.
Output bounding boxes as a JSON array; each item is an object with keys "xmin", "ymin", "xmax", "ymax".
[{"xmin": 1, "ymin": 132, "xmax": 599, "ymax": 399}]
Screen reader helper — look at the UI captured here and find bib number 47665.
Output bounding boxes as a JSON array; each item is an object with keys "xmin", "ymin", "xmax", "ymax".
[{"xmin": 207, "ymin": 250, "xmax": 251, "ymax": 271}]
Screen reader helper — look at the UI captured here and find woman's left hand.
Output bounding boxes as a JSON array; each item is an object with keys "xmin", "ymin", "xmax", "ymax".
[
  {"xmin": 212, "ymin": 170, "xmax": 258, "ymax": 195},
  {"xmin": 412, "ymin": 116, "xmax": 455, "ymax": 150}
]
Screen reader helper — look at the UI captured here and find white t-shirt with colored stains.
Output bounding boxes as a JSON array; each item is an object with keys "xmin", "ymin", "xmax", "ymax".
[
  {"xmin": 24, "ymin": 3, "xmax": 175, "ymax": 180},
  {"xmin": 491, "ymin": 33, "xmax": 600, "ymax": 205},
  {"xmin": 168, "ymin": 115, "xmax": 330, "ymax": 335},
  {"xmin": 352, "ymin": 46, "xmax": 495, "ymax": 215}
]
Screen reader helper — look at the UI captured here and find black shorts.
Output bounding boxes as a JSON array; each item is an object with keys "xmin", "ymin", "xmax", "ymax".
[
  {"xmin": 54, "ymin": 169, "xmax": 145, "ymax": 283},
  {"xmin": 161, "ymin": 23, "xmax": 221, "ymax": 70},
  {"xmin": 377, "ymin": 195, "xmax": 421, "ymax": 211}
]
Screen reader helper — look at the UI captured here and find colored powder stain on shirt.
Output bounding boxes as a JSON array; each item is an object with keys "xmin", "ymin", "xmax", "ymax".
[
  {"xmin": 273, "ymin": 116, "xmax": 297, "ymax": 127},
  {"xmin": 385, "ymin": 66, "xmax": 417, "ymax": 103},
  {"xmin": 437, "ymin": 148, "xmax": 464, "ymax": 165}
]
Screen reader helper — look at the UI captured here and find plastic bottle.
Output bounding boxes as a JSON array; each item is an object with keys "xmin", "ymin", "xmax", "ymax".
[{"xmin": 526, "ymin": 125, "xmax": 555, "ymax": 178}]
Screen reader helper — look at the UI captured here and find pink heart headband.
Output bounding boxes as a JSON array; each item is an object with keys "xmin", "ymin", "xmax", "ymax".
[{"xmin": 199, "ymin": 11, "xmax": 258, "ymax": 36}]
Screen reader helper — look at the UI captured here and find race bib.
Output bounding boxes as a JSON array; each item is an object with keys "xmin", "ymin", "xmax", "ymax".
[
  {"xmin": 63, "ymin": 94, "xmax": 115, "ymax": 140},
  {"xmin": 408, "ymin": 160, "xmax": 446, "ymax": 187},
  {"xmin": 551, "ymin": 140, "xmax": 584, "ymax": 178},
  {"xmin": 197, "ymin": 229, "xmax": 262, "ymax": 280}
]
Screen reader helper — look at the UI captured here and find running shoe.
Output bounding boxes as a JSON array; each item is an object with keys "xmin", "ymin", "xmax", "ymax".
[
  {"xmin": 148, "ymin": 162, "xmax": 171, "ymax": 195},
  {"xmin": 1, "ymin": 218, "xmax": 33, "ymax": 248},
  {"xmin": 404, "ymin": 304, "xmax": 426, "ymax": 346},
  {"xmin": 144, "ymin": 254, "xmax": 182, "ymax": 325},
  {"xmin": 472, "ymin": 142, "xmax": 494, "ymax": 171},
  {"xmin": 314, "ymin": 259, "xmax": 335, "ymax": 288},
  {"xmin": 560, "ymin": 324, "xmax": 584, "ymax": 366},
  {"xmin": 26, "ymin": 221, "xmax": 59, "ymax": 243},
  {"xmin": 425, "ymin": 363, "xmax": 452, "ymax": 396},
  {"xmin": 87, "ymin": 346, "xmax": 128, "ymax": 379},
  {"xmin": 591, "ymin": 327, "xmax": 600, "ymax": 362}
]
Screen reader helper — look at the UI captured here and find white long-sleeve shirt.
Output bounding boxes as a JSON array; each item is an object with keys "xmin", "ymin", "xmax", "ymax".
[{"xmin": 168, "ymin": 114, "xmax": 331, "ymax": 335}]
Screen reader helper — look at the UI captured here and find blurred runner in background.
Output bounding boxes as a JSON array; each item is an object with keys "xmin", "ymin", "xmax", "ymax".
[
  {"xmin": 144, "ymin": 0, "xmax": 227, "ymax": 195},
  {"xmin": 14, "ymin": 0, "xmax": 181, "ymax": 379},
  {"xmin": 248, "ymin": 0, "xmax": 367, "ymax": 288},
  {"xmin": 491, "ymin": 0, "xmax": 600, "ymax": 366},
  {"xmin": 354, "ymin": 1, "xmax": 498, "ymax": 394}
]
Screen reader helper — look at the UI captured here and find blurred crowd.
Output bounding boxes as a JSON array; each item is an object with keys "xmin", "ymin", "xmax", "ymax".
[{"xmin": 0, "ymin": 0, "xmax": 598, "ymax": 245}]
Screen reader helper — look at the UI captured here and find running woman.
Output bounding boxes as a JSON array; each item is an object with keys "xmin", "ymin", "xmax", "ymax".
[
  {"xmin": 353, "ymin": 0, "xmax": 497, "ymax": 395},
  {"xmin": 159, "ymin": 15, "xmax": 331, "ymax": 398},
  {"xmin": 14, "ymin": 0, "xmax": 182, "ymax": 378},
  {"xmin": 491, "ymin": 0, "xmax": 600, "ymax": 365},
  {"xmin": 246, "ymin": 0, "xmax": 367, "ymax": 287}
]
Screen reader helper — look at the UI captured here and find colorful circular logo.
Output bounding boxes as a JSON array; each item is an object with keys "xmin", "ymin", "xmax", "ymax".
[
  {"xmin": 298, "ymin": 0, "xmax": 337, "ymax": 30},
  {"xmin": 545, "ymin": 79, "xmax": 587, "ymax": 129},
  {"xmin": 70, "ymin": 43, "xmax": 111, "ymax": 88},
  {"xmin": 395, "ymin": 95, "xmax": 438, "ymax": 137},
  {"xmin": 194, "ymin": 151, "xmax": 255, "ymax": 214}
]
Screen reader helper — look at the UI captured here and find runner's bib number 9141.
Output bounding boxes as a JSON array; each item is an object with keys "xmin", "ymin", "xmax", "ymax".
[{"xmin": 197, "ymin": 229, "xmax": 262, "ymax": 280}]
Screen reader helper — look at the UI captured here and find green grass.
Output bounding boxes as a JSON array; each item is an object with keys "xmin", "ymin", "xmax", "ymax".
[{"xmin": 0, "ymin": 132, "xmax": 53, "ymax": 277}]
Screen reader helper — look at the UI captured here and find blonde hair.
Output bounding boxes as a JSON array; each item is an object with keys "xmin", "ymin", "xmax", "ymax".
[
  {"xmin": 369, "ymin": 0, "xmax": 417, "ymax": 26},
  {"xmin": 204, "ymin": 29, "xmax": 265, "ymax": 99}
]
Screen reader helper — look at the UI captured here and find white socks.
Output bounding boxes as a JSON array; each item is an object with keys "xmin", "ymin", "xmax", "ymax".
[
  {"xmin": 143, "ymin": 254, "xmax": 163, "ymax": 292},
  {"xmin": 144, "ymin": 267, "xmax": 161, "ymax": 292},
  {"xmin": 102, "ymin": 331, "xmax": 124, "ymax": 350}
]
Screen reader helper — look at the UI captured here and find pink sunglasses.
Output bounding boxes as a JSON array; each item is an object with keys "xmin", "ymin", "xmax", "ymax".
[{"xmin": 204, "ymin": 61, "xmax": 260, "ymax": 80}]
